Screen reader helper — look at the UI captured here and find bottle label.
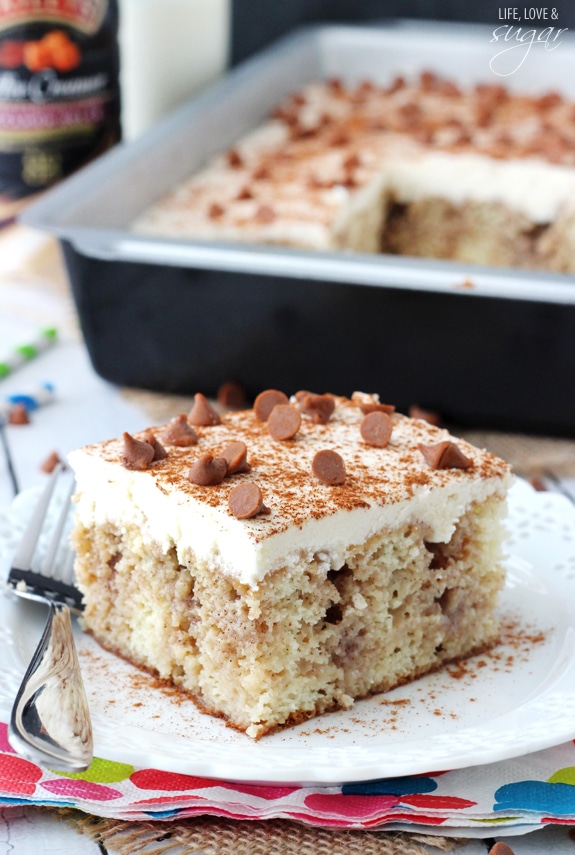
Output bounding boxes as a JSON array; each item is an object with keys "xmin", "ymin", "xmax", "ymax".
[
  {"xmin": 0, "ymin": 1, "xmax": 108, "ymax": 35},
  {"xmin": 0, "ymin": 0, "xmax": 120, "ymax": 216}
]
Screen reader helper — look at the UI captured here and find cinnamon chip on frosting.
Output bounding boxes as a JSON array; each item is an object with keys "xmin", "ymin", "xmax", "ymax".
[
  {"xmin": 188, "ymin": 393, "xmax": 221, "ymax": 426},
  {"xmin": 221, "ymin": 440, "xmax": 251, "ymax": 474},
  {"xmin": 252, "ymin": 164, "xmax": 270, "ymax": 180},
  {"xmin": 360, "ymin": 411, "xmax": 393, "ymax": 448},
  {"xmin": 208, "ymin": 202, "xmax": 224, "ymax": 219},
  {"xmin": 296, "ymin": 392, "xmax": 335, "ymax": 424},
  {"xmin": 217, "ymin": 380, "xmax": 247, "ymax": 410},
  {"xmin": 228, "ymin": 482, "xmax": 267, "ymax": 519},
  {"xmin": 188, "ymin": 453, "xmax": 228, "ymax": 486},
  {"xmin": 227, "ymin": 147, "xmax": 243, "ymax": 168},
  {"xmin": 418, "ymin": 441, "xmax": 473, "ymax": 470},
  {"xmin": 268, "ymin": 404, "xmax": 301, "ymax": 440},
  {"xmin": 159, "ymin": 414, "xmax": 198, "ymax": 446},
  {"xmin": 351, "ymin": 391, "xmax": 395, "ymax": 415},
  {"xmin": 255, "ymin": 204, "xmax": 276, "ymax": 223},
  {"xmin": 254, "ymin": 389, "xmax": 289, "ymax": 421},
  {"xmin": 142, "ymin": 431, "xmax": 168, "ymax": 461},
  {"xmin": 122, "ymin": 432, "xmax": 155, "ymax": 470},
  {"xmin": 408, "ymin": 405, "xmax": 442, "ymax": 427},
  {"xmin": 312, "ymin": 449, "xmax": 346, "ymax": 485}
]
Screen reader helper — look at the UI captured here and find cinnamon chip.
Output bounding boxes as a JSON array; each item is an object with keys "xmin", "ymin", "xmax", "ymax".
[
  {"xmin": 252, "ymin": 165, "xmax": 270, "ymax": 180},
  {"xmin": 529, "ymin": 475, "xmax": 547, "ymax": 492},
  {"xmin": 419, "ymin": 69, "xmax": 438, "ymax": 91},
  {"xmin": 272, "ymin": 105, "xmax": 298, "ymax": 125},
  {"xmin": 255, "ymin": 204, "xmax": 276, "ymax": 223},
  {"xmin": 290, "ymin": 123, "xmax": 319, "ymax": 141},
  {"xmin": 297, "ymin": 392, "xmax": 335, "ymax": 424},
  {"xmin": 418, "ymin": 441, "xmax": 473, "ymax": 470},
  {"xmin": 159, "ymin": 414, "xmax": 198, "ymax": 447},
  {"xmin": 475, "ymin": 101, "xmax": 494, "ymax": 128},
  {"xmin": 40, "ymin": 450, "xmax": 61, "ymax": 473},
  {"xmin": 408, "ymin": 405, "xmax": 442, "ymax": 427},
  {"xmin": 217, "ymin": 380, "xmax": 247, "ymax": 410},
  {"xmin": 385, "ymin": 75, "xmax": 405, "ymax": 94},
  {"xmin": 534, "ymin": 91, "xmax": 562, "ymax": 111},
  {"xmin": 188, "ymin": 393, "xmax": 221, "ymax": 426},
  {"xmin": 221, "ymin": 440, "xmax": 250, "ymax": 474},
  {"xmin": 8, "ymin": 403, "xmax": 29, "ymax": 425},
  {"xmin": 228, "ymin": 482, "xmax": 267, "ymax": 519},
  {"xmin": 254, "ymin": 389, "xmax": 289, "ymax": 421},
  {"xmin": 476, "ymin": 83, "xmax": 507, "ymax": 103},
  {"xmin": 122, "ymin": 432, "xmax": 155, "ymax": 471},
  {"xmin": 488, "ymin": 843, "xmax": 516, "ymax": 855},
  {"xmin": 360, "ymin": 411, "xmax": 393, "ymax": 448},
  {"xmin": 208, "ymin": 202, "xmax": 224, "ymax": 219},
  {"xmin": 351, "ymin": 391, "xmax": 395, "ymax": 415},
  {"xmin": 329, "ymin": 130, "xmax": 350, "ymax": 147},
  {"xmin": 188, "ymin": 453, "xmax": 228, "ymax": 486},
  {"xmin": 312, "ymin": 449, "xmax": 346, "ymax": 485},
  {"xmin": 343, "ymin": 153, "xmax": 361, "ymax": 171},
  {"xmin": 362, "ymin": 402, "xmax": 396, "ymax": 415},
  {"xmin": 227, "ymin": 147, "xmax": 243, "ymax": 168},
  {"xmin": 438, "ymin": 79, "xmax": 461, "ymax": 97},
  {"xmin": 268, "ymin": 404, "xmax": 301, "ymax": 440},
  {"xmin": 142, "ymin": 431, "xmax": 168, "ymax": 461}
]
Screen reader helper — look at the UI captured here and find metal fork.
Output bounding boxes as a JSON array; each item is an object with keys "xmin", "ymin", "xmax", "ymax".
[{"xmin": 6, "ymin": 464, "xmax": 93, "ymax": 772}]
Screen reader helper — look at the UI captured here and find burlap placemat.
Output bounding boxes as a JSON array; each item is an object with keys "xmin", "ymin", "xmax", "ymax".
[{"xmin": 60, "ymin": 811, "xmax": 466, "ymax": 855}]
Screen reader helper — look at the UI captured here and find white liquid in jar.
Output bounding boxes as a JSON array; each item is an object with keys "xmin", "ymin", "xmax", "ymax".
[{"xmin": 118, "ymin": 0, "xmax": 230, "ymax": 140}]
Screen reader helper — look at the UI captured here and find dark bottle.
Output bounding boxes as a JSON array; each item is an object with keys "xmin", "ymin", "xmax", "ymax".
[{"xmin": 0, "ymin": 0, "xmax": 121, "ymax": 223}]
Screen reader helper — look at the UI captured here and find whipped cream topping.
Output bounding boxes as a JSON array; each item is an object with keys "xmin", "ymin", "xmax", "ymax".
[
  {"xmin": 69, "ymin": 397, "xmax": 512, "ymax": 588},
  {"xmin": 133, "ymin": 75, "xmax": 575, "ymax": 245}
]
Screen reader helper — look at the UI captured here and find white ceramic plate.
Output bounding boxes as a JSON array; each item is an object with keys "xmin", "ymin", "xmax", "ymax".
[{"xmin": 2, "ymin": 479, "xmax": 575, "ymax": 785}]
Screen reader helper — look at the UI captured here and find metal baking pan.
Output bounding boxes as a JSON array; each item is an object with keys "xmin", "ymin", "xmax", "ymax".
[{"xmin": 21, "ymin": 21, "xmax": 575, "ymax": 435}]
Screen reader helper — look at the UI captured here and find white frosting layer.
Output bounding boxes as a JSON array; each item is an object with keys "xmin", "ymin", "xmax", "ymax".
[
  {"xmin": 69, "ymin": 399, "xmax": 512, "ymax": 588},
  {"xmin": 387, "ymin": 153, "xmax": 575, "ymax": 224}
]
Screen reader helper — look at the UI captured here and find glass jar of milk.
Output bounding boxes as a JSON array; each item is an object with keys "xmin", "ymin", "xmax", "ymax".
[{"xmin": 118, "ymin": 0, "xmax": 230, "ymax": 141}]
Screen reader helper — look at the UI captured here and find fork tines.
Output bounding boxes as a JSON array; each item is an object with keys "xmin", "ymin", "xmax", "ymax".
[{"xmin": 8, "ymin": 464, "xmax": 82, "ymax": 612}]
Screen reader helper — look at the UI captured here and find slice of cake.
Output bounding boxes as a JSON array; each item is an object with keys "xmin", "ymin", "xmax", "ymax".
[
  {"xmin": 68, "ymin": 391, "xmax": 513, "ymax": 738},
  {"xmin": 133, "ymin": 73, "xmax": 575, "ymax": 272}
]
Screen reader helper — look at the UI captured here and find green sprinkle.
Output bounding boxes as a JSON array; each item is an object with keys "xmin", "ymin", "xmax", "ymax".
[
  {"xmin": 0, "ymin": 363, "xmax": 9, "ymax": 378},
  {"xmin": 15, "ymin": 344, "xmax": 38, "ymax": 360}
]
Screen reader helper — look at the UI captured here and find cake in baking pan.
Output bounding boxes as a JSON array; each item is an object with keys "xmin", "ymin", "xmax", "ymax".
[
  {"xmin": 134, "ymin": 73, "xmax": 575, "ymax": 271},
  {"xmin": 68, "ymin": 391, "xmax": 512, "ymax": 738}
]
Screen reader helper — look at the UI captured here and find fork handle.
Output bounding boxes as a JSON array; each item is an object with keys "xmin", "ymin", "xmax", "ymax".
[{"xmin": 9, "ymin": 602, "xmax": 93, "ymax": 772}]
